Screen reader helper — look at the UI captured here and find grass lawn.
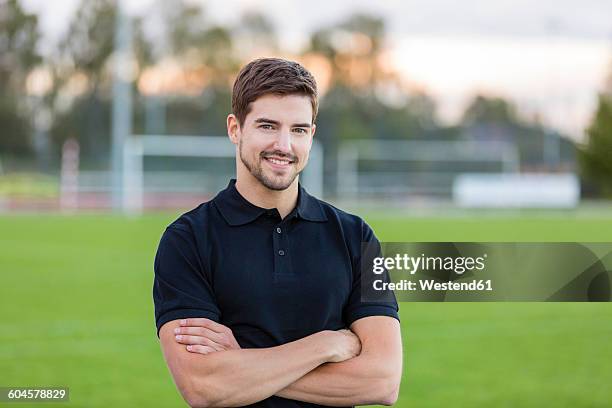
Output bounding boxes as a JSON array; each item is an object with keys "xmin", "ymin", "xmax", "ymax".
[{"xmin": 1, "ymin": 213, "xmax": 611, "ymax": 407}]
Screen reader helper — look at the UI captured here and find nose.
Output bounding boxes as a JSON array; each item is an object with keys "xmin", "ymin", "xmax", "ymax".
[{"xmin": 274, "ymin": 129, "xmax": 292, "ymax": 153}]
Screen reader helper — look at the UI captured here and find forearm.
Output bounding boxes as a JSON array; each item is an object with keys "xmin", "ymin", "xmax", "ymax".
[
  {"xmin": 275, "ymin": 351, "xmax": 399, "ymax": 406},
  {"xmin": 275, "ymin": 315, "xmax": 404, "ymax": 407},
  {"xmin": 187, "ymin": 331, "xmax": 335, "ymax": 407}
]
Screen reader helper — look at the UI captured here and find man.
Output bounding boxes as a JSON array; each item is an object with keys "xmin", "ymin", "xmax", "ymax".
[{"xmin": 153, "ymin": 57, "xmax": 402, "ymax": 408}]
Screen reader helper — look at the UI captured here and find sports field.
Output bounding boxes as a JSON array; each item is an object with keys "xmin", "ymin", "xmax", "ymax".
[{"xmin": 1, "ymin": 212, "xmax": 612, "ymax": 407}]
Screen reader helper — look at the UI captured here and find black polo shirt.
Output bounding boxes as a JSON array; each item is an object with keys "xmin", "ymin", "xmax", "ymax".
[{"xmin": 153, "ymin": 178, "xmax": 399, "ymax": 408}]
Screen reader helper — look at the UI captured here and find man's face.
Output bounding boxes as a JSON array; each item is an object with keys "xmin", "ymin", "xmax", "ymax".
[{"xmin": 234, "ymin": 94, "xmax": 316, "ymax": 191}]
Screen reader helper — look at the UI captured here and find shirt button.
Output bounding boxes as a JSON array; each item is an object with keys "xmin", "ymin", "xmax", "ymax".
[
  {"xmin": 276, "ymin": 227, "xmax": 282, "ymax": 234},
  {"xmin": 278, "ymin": 250, "xmax": 285, "ymax": 256}
]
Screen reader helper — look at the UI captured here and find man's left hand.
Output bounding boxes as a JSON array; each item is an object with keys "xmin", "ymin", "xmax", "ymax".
[{"xmin": 173, "ymin": 318, "xmax": 241, "ymax": 354}]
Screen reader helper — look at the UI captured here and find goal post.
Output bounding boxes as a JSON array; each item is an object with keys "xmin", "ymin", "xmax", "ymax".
[{"xmin": 336, "ymin": 139, "xmax": 520, "ymax": 199}]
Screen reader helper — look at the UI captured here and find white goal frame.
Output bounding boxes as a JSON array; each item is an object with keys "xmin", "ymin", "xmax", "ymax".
[{"xmin": 336, "ymin": 139, "xmax": 520, "ymax": 198}]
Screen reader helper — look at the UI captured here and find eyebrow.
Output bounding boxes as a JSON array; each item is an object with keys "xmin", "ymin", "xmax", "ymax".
[{"xmin": 254, "ymin": 117, "xmax": 312, "ymax": 128}]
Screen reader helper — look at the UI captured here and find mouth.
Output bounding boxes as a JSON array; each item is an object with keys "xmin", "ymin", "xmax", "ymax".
[{"xmin": 262, "ymin": 156, "xmax": 295, "ymax": 169}]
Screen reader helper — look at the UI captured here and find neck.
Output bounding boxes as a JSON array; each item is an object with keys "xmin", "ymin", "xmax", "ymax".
[{"xmin": 235, "ymin": 169, "xmax": 299, "ymax": 219}]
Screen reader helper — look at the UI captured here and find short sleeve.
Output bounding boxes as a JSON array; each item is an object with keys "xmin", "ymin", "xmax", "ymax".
[
  {"xmin": 343, "ymin": 220, "xmax": 400, "ymax": 327},
  {"xmin": 153, "ymin": 225, "xmax": 221, "ymax": 338}
]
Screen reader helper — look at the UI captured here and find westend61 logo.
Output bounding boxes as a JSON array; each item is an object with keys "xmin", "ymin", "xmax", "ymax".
[{"xmin": 372, "ymin": 253, "xmax": 488, "ymax": 275}]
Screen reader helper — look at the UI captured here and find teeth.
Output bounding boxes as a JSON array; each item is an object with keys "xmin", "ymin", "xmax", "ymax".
[{"xmin": 267, "ymin": 158, "xmax": 290, "ymax": 165}]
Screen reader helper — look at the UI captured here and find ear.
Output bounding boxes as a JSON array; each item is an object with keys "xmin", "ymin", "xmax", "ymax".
[{"xmin": 227, "ymin": 114, "xmax": 240, "ymax": 145}]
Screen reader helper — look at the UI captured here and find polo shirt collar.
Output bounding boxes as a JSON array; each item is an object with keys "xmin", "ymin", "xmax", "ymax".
[{"xmin": 214, "ymin": 179, "xmax": 327, "ymax": 226}]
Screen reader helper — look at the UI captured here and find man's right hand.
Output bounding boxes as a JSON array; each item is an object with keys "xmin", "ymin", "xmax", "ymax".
[
  {"xmin": 174, "ymin": 318, "xmax": 241, "ymax": 354},
  {"xmin": 327, "ymin": 329, "xmax": 362, "ymax": 363},
  {"xmin": 175, "ymin": 319, "xmax": 361, "ymax": 364}
]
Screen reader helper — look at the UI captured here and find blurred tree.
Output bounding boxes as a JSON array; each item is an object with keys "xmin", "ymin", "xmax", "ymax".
[
  {"xmin": 141, "ymin": 1, "xmax": 240, "ymax": 136},
  {"xmin": 0, "ymin": 0, "xmax": 41, "ymax": 156},
  {"xmin": 305, "ymin": 13, "xmax": 442, "ymax": 193},
  {"xmin": 50, "ymin": 0, "xmax": 115, "ymax": 164},
  {"xmin": 200, "ymin": 26, "xmax": 237, "ymax": 87},
  {"xmin": 233, "ymin": 10, "xmax": 278, "ymax": 56},
  {"xmin": 50, "ymin": 0, "xmax": 151, "ymax": 166},
  {"xmin": 0, "ymin": 100, "xmax": 31, "ymax": 156},
  {"xmin": 579, "ymin": 94, "xmax": 612, "ymax": 196},
  {"xmin": 161, "ymin": 1, "xmax": 206, "ymax": 57},
  {"xmin": 133, "ymin": 17, "xmax": 154, "ymax": 70},
  {"xmin": 58, "ymin": 0, "xmax": 115, "ymax": 82},
  {"xmin": 309, "ymin": 13, "xmax": 390, "ymax": 92},
  {"xmin": 156, "ymin": 1, "xmax": 238, "ymax": 86},
  {"xmin": 307, "ymin": 13, "xmax": 438, "ymax": 141},
  {"xmin": 0, "ymin": 0, "xmax": 40, "ymax": 88},
  {"xmin": 461, "ymin": 95, "xmax": 520, "ymax": 126},
  {"xmin": 460, "ymin": 94, "xmax": 576, "ymax": 171}
]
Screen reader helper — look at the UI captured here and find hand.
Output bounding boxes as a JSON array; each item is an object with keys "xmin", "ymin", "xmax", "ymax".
[
  {"xmin": 328, "ymin": 329, "xmax": 362, "ymax": 363},
  {"xmin": 174, "ymin": 318, "xmax": 241, "ymax": 355}
]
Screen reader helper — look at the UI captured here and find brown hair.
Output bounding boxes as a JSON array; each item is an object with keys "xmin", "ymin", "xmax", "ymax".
[{"xmin": 232, "ymin": 58, "xmax": 318, "ymax": 127}]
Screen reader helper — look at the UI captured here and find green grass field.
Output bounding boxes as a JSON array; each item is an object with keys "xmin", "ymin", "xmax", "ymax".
[{"xmin": 1, "ymin": 213, "xmax": 612, "ymax": 407}]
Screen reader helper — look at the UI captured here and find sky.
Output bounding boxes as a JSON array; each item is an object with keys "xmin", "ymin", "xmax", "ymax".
[{"xmin": 21, "ymin": 0, "xmax": 612, "ymax": 141}]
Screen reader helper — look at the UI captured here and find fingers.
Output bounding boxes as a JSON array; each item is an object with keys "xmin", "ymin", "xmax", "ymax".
[
  {"xmin": 337, "ymin": 329, "xmax": 357, "ymax": 338},
  {"xmin": 175, "ymin": 334, "xmax": 225, "ymax": 351},
  {"xmin": 174, "ymin": 326, "xmax": 225, "ymax": 343},
  {"xmin": 180, "ymin": 318, "xmax": 227, "ymax": 333},
  {"xmin": 186, "ymin": 344, "xmax": 216, "ymax": 355}
]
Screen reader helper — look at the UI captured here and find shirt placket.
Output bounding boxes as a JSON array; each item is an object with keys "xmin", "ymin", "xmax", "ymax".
[{"xmin": 271, "ymin": 214, "xmax": 295, "ymax": 283}]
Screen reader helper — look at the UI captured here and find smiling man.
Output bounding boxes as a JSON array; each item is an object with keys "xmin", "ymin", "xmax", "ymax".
[{"xmin": 153, "ymin": 57, "xmax": 402, "ymax": 408}]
